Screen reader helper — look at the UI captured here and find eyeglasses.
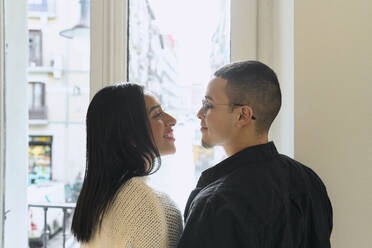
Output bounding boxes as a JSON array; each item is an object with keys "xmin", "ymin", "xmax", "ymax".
[{"xmin": 201, "ymin": 99, "xmax": 256, "ymax": 120}]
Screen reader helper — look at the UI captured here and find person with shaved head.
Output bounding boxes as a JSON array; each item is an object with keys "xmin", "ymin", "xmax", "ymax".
[{"xmin": 178, "ymin": 61, "xmax": 332, "ymax": 248}]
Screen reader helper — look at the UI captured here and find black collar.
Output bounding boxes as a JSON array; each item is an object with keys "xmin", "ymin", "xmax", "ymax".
[{"xmin": 196, "ymin": 142, "xmax": 279, "ymax": 188}]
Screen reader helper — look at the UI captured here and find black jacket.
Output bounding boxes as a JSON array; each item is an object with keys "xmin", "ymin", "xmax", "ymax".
[{"xmin": 178, "ymin": 142, "xmax": 332, "ymax": 248}]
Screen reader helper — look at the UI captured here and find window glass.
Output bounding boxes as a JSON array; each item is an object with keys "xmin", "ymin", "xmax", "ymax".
[
  {"xmin": 27, "ymin": 0, "xmax": 89, "ymax": 246},
  {"xmin": 128, "ymin": 0, "xmax": 231, "ymax": 209}
]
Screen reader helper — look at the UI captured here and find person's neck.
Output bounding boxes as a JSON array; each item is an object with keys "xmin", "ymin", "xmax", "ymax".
[{"xmin": 223, "ymin": 134, "xmax": 269, "ymax": 157}]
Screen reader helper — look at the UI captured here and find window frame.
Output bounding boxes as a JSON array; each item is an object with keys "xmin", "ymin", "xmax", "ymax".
[
  {"xmin": 90, "ymin": 0, "xmax": 128, "ymax": 99},
  {"xmin": 0, "ymin": 0, "xmax": 5, "ymax": 246},
  {"xmin": 1, "ymin": 0, "xmax": 29, "ymax": 246}
]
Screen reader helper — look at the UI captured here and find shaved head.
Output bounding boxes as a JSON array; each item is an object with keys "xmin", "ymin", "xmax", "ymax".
[{"xmin": 214, "ymin": 60, "xmax": 282, "ymax": 134}]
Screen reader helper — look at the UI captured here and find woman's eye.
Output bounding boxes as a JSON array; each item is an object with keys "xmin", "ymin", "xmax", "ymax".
[{"xmin": 153, "ymin": 112, "xmax": 163, "ymax": 118}]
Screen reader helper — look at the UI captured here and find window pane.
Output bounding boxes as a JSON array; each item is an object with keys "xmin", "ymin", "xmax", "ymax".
[
  {"xmin": 128, "ymin": 0, "xmax": 230, "ymax": 210},
  {"xmin": 28, "ymin": 0, "xmax": 48, "ymax": 12},
  {"xmin": 29, "ymin": 30, "xmax": 43, "ymax": 67},
  {"xmin": 33, "ymin": 83, "xmax": 42, "ymax": 108},
  {"xmin": 27, "ymin": 0, "xmax": 89, "ymax": 246}
]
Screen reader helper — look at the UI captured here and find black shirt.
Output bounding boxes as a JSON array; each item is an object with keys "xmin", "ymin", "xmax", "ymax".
[{"xmin": 178, "ymin": 142, "xmax": 332, "ymax": 248}]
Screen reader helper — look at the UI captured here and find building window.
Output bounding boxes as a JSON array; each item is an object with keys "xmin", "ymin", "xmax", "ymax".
[
  {"xmin": 28, "ymin": 82, "xmax": 47, "ymax": 120},
  {"xmin": 29, "ymin": 30, "xmax": 43, "ymax": 67},
  {"xmin": 28, "ymin": 135, "xmax": 53, "ymax": 184},
  {"xmin": 28, "ymin": 0, "xmax": 48, "ymax": 12}
]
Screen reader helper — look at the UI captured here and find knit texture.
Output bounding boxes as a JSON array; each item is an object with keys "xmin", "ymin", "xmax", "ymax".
[{"xmin": 81, "ymin": 177, "xmax": 183, "ymax": 248}]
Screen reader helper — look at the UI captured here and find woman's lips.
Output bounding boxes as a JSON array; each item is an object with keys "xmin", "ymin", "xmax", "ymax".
[{"xmin": 164, "ymin": 131, "xmax": 175, "ymax": 142}]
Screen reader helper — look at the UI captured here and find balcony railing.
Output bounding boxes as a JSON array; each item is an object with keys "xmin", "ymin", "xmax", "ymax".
[
  {"xmin": 29, "ymin": 105, "xmax": 48, "ymax": 121},
  {"xmin": 28, "ymin": 202, "xmax": 76, "ymax": 248}
]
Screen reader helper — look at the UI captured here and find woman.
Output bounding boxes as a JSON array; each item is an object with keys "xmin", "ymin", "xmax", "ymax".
[{"xmin": 71, "ymin": 83, "xmax": 183, "ymax": 247}]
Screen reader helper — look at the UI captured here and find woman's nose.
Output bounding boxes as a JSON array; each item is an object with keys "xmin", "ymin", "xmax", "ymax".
[{"xmin": 166, "ymin": 113, "xmax": 177, "ymax": 126}]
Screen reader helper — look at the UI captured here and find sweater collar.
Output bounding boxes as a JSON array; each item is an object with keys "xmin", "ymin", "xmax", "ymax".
[{"xmin": 196, "ymin": 141, "xmax": 278, "ymax": 188}]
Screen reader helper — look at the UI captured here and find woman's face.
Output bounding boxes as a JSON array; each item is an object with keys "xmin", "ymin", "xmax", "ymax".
[{"xmin": 144, "ymin": 94, "xmax": 177, "ymax": 155}]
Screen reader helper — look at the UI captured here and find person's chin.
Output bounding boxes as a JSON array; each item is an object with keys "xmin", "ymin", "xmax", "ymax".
[
  {"xmin": 201, "ymin": 138, "xmax": 214, "ymax": 148},
  {"xmin": 159, "ymin": 145, "xmax": 176, "ymax": 156},
  {"xmin": 169, "ymin": 145, "xmax": 176, "ymax": 154}
]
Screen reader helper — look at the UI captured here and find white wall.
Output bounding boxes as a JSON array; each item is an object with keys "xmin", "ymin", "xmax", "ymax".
[
  {"xmin": 234, "ymin": 1, "xmax": 372, "ymax": 246},
  {"xmin": 3, "ymin": 0, "xmax": 29, "ymax": 247},
  {"xmin": 294, "ymin": 1, "xmax": 372, "ymax": 247}
]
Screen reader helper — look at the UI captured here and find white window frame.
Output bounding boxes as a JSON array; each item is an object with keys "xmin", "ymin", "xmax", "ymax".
[
  {"xmin": 0, "ymin": 0, "xmax": 5, "ymax": 246},
  {"xmin": 90, "ymin": 0, "xmax": 128, "ymax": 99},
  {"xmin": 1, "ymin": 0, "xmax": 29, "ymax": 246},
  {"xmin": 231, "ymin": 0, "xmax": 294, "ymax": 157},
  {"xmin": 231, "ymin": 0, "xmax": 258, "ymax": 61}
]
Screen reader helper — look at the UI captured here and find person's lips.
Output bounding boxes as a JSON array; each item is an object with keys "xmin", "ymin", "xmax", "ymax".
[
  {"xmin": 200, "ymin": 124, "xmax": 208, "ymax": 132},
  {"xmin": 164, "ymin": 130, "xmax": 175, "ymax": 142}
]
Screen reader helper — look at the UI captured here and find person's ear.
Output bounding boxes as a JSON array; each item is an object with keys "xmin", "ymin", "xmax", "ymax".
[{"xmin": 236, "ymin": 106, "xmax": 254, "ymax": 127}]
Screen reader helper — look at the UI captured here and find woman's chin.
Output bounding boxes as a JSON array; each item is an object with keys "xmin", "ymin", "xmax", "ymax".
[{"xmin": 159, "ymin": 145, "xmax": 176, "ymax": 156}]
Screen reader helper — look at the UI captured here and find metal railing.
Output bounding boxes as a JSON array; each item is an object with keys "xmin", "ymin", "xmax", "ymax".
[{"xmin": 28, "ymin": 202, "xmax": 76, "ymax": 248}]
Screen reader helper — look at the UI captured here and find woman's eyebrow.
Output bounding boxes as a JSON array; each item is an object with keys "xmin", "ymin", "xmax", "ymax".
[{"xmin": 149, "ymin": 105, "xmax": 161, "ymax": 114}]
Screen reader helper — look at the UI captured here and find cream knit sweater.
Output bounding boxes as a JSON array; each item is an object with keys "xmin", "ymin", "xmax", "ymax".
[{"xmin": 82, "ymin": 177, "xmax": 183, "ymax": 248}]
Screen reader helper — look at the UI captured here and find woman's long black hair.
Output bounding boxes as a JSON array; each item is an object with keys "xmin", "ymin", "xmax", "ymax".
[{"xmin": 71, "ymin": 83, "xmax": 160, "ymax": 242}]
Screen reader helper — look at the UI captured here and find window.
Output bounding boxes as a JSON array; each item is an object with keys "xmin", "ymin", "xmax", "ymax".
[
  {"xmin": 128, "ymin": 0, "xmax": 230, "ymax": 209},
  {"xmin": 27, "ymin": 0, "xmax": 90, "ymax": 245},
  {"xmin": 28, "ymin": 82, "xmax": 47, "ymax": 120},
  {"xmin": 29, "ymin": 30, "xmax": 43, "ymax": 67},
  {"xmin": 28, "ymin": 135, "xmax": 53, "ymax": 185},
  {"xmin": 28, "ymin": 0, "xmax": 48, "ymax": 12}
]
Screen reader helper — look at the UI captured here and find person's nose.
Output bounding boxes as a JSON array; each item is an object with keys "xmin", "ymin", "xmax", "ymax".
[
  {"xmin": 197, "ymin": 107, "xmax": 204, "ymax": 120},
  {"xmin": 166, "ymin": 113, "xmax": 177, "ymax": 127}
]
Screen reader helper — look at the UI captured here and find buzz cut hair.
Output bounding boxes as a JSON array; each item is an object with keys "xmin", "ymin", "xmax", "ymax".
[{"xmin": 214, "ymin": 60, "xmax": 282, "ymax": 134}]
